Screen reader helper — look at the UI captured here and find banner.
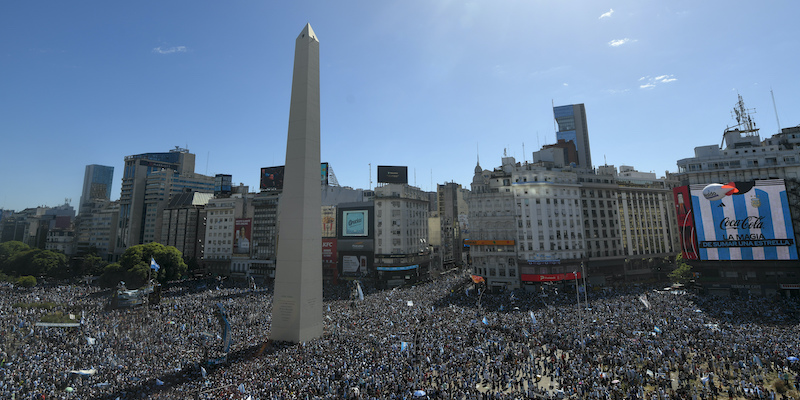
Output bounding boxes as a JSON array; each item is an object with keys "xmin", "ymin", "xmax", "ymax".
[{"xmin": 690, "ymin": 180, "xmax": 797, "ymax": 261}]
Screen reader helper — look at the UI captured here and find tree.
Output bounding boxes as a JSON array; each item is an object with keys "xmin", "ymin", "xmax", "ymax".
[
  {"xmin": 668, "ymin": 254, "xmax": 693, "ymax": 284},
  {"xmin": 75, "ymin": 254, "xmax": 106, "ymax": 277},
  {"xmin": 3, "ymin": 248, "xmax": 67, "ymax": 277},
  {"xmin": 100, "ymin": 243, "xmax": 187, "ymax": 288},
  {"xmin": 18, "ymin": 275, "xmax": 37, "ymax": 287},
  {"xmin": 32, "ymin": 250, "xmax": 68, "ymax": 277},
  {"xmin": 99, "ymin": 263, "xmax": 125, "ymax": 288},
  {"xmin": 0, "ymin": 241, "xmax": 30, "ymax": 271}
]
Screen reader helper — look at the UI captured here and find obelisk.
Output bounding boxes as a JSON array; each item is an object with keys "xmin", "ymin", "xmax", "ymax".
[{"xmin": 270, "ymin": 23, "xmax": 323, "ymax": 343}]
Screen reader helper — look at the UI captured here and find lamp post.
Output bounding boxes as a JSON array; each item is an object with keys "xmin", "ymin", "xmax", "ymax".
[
  {"xmin": 574, "ymin": 270, "xmax": 584, "ymax": 347},
  {"xmin": 581, "ymin": 262, "xmax": 588, "ymax": 307}
]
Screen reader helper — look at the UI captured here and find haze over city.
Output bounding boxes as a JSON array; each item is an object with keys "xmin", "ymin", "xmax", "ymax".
[{"xmin": 2, "ymin": 0, "xmax": 799, "ymax": 211}]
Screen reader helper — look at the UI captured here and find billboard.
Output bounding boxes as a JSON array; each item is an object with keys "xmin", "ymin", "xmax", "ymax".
[
  {"xmin": 260, "ymin": 167, "xmax": 285, "ymax": 190},
  {"xmin": 322, "ymin": 238, "xmax": 337, "ymax": 263},
  {"xmin": 690, "ymin": 179, "xmax": 797, "ymax": 261},
  {"xmin": 340, "ymin": 253, "xmax": 370, "ymax": 276},
  {"xmin": 521, "ymin": 272, "xmax": 581, "ymax": 283},
  {"xmin": 673, "ymin": 185, "xmax": 699, "ymax": 260},
  {"xmin": 234, "ymin": 219, "xmax": 252, "ymax": 254},
  {"xmin": 321, "ymin": 162, "xmax": 329, "ymax": 186},
  {"xmin": 342, "ymin": 210, "xmax": 369, "ymax": 237},
  {"xmin": 260, "ymin": 163, "xmax": 331, "ymax": 190},
  {"xmin": 377, "ymin": 166, "xmax": 408, "ymax": 184}
]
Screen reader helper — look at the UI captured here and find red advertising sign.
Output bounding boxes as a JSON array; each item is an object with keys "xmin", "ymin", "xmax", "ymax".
[
  {"xmin": 673, "ymin": 185, "xmax": 699, "ymax": 260},
  {"xmin": 521, "ymin": 272, "xmax": 581, "ymax": 282},
  {"xmin": 322, "ymin": 238, "xmax": 337, "ymax": 263},
  {"xmin": 234, "ymin": 219, "xmax": 252, "ymax": 254}
]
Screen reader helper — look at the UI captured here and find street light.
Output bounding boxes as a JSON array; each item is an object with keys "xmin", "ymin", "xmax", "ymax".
[{"xmin": 581, "ymin": 262, "xmax": 588, "ymax": 307}]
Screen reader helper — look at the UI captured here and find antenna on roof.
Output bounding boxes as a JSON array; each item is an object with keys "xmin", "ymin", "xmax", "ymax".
[{"xmin": 771, "ymin": 88, "xmax": 782, "ymax": 133}]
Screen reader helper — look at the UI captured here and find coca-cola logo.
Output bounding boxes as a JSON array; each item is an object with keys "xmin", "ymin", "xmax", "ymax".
[{"xmin": 719, "ymin": 216, "xmax": 765, "ymax": 230}]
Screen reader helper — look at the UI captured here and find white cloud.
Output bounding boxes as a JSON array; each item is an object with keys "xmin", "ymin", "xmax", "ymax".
[
  {"xmin": 638, "ymin": 74, "xmax": 677, "ymax": 89},
  {"xmin": 599, "ymin": 9, "xmax": 614, "ymax": 19},
  {"xmin": 563, "ymin": 83, "xmax": 569, "ymax": 86},
  {"xmin": 152, "ymin": 46, "xmax": 187, "ymax": 55},
  {"xmin": 608, "ymin": 38, "xmax": 633, "ymax": 47}
]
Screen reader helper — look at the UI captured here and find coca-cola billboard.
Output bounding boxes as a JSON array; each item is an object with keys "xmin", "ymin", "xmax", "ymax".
[{"xmin": 689, "ymin": 179, "xmax": 797, "ymax": 261}]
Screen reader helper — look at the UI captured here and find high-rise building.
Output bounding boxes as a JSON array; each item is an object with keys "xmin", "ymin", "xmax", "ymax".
[
  {"xmin": 161, "ymin": 191, "xmax": 213, "ymax": 264},
  {"xmin": 373, "ymin": 182, "xmax": 430, "ymax": 288},
  {"xmin": 75, "ymin": 200, "xmax": 118, "ymax": 260},
  {"xmin": 79, "ymin": 165, "xmax": 114, "ymax": 215},
  {"xmin": 116, "ymin": 147, "xmax": 213, "ymax": 254},
  {"xmin": 437, "ymin": 182, "xmax": 466, "ymax": 269},
  {"xmin": 554, "ymin": 103, "xmax": 592, "ymax": 169}
]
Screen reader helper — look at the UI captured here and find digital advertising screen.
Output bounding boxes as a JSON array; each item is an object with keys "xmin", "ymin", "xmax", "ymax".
[
  {"xmin": 690, "ymin": 179, "xmax": 797, "ymax": 261},
  {"xmin": 342, "ymin": 210, "xmax": 368, "ymax": 237},
  {"xmin": 260, "ymin": 166, "xmax": 285, "ymax": 190},
  {"xmin": 377, "ymin": 166, "xmax": 408, "ymax": 184},
  {"xmin": 260, "ymin": 163, "xmax": 331, "ymax": 190}
]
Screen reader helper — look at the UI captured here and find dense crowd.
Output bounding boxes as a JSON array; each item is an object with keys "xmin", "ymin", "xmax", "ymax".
[{"xmin": 1, "ymin": 272, "xmax": 799, "ymax": 400}]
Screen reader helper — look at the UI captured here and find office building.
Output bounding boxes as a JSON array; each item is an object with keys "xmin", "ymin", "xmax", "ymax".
[
  {"xmin": 116, "ymin": 147, "xmax": 213, "ymax": 254},
  {"xmin": 373, "ymin": 182, "xmax": 430, "ymax": 288},
  {"xmin": 161, "ymin": 191, "xmax": 213, "ymax": 264},
  {"xmin": 554, "ymin": 103, "xmax": 592, "ymax": 169},
  {"xmin": 79, "ymin": 165, "xmax": 114, "ymax": 215}
]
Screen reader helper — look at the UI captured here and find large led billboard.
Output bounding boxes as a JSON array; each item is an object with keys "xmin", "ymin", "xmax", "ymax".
[
  {"xmin": 342, "ymin": 210, "xmax": 368, "ymax": 237},
  {"xmin": 260, "ymin": 163, "xmax": 330, "ymax": 190},
  {"xmin": 690, "ymin": 179, "xmax": 797, "ymax": 261},
  {"xmin": 260, "ymin": 167, "xmax": 285, "ymax": 190},
  {"xmin": 377, "ymin": 166, "xmax": 408, "ymax": 184}
]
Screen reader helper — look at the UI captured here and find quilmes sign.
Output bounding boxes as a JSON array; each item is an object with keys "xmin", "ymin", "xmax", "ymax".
[{"xmin": 343, "ymin": 210, "xmax": 368, "ymax": 237}]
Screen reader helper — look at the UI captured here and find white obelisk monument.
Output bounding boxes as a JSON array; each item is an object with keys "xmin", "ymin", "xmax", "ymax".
[{"xmin": 270, "ymin": 23, "xmax": 323, "ymax": 343}]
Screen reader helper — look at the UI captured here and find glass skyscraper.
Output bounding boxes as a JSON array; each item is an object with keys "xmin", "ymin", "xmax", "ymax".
[{"xmin": 554, "ymin": 103, "xmax": 592, "ymax": 169}]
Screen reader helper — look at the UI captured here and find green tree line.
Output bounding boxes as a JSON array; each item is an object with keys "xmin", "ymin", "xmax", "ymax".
[{"xmin": 0, "ymin": 241, "xmax": 187, "ymax": 289}]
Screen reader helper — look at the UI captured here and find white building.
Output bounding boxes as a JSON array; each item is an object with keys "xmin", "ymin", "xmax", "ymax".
[{"xmin": 675, "ymin": 97, "xmax": 800, "ymax": 185}]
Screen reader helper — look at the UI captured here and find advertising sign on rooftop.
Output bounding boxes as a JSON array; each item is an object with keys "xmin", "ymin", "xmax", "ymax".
[{"xmin": 377, "ymin": 166, "xmax": 408, "ymax": 184}]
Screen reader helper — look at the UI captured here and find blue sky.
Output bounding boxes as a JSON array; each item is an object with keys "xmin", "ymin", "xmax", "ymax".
[{"xmin": 2, "ymin": 1, "xmax": 799, "ymax": 212}]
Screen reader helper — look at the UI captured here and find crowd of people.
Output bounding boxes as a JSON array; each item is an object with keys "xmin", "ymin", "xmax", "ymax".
[{"xmin": 1, "ymin": 272, "xmax": 799, "ymax": 400}]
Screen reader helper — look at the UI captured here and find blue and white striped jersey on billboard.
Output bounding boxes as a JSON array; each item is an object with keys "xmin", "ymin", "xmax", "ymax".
[{"xmin": 690, "ymin": 179, "xmax": 797, "ymax": 261}]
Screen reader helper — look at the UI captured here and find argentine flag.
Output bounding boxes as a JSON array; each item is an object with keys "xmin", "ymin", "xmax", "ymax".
[
  {"xmin": 482, "ymin": 317, "xmax": 489, "ymax": 325},
  {"xmin": 150, "ymin": 257, "xmax": 160, "ymax": 272}
]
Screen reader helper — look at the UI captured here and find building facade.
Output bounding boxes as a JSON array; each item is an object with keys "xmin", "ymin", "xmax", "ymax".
[
  {"xmin": 79, "ymin": 164, "xmax": 114, "ymax": 215},
  {"xmin": 161, "ymin": 191, "xmax": 213, "ymax": 264},
  {"xmin": 554, "ymin": 103, "xmax": 592, "ymax": 169},
  {"xmin": 373, "ymin": 183, "xmax": 430, "ymax": 288},
  {"xmin": 116, "ymin": 147, "xmax": 213, "ymax": 255}
]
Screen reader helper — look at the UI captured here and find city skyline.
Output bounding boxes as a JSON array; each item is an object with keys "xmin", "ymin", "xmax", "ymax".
[{"xmin": 2, "ymin": 1, "xmax": 800, "ymax": 211}]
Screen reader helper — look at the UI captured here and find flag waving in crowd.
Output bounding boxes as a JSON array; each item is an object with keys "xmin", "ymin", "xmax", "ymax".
[
  {"xmin": 471, "ymin": 275, "xmax": 485, "ymax": 284},
  {"xmin": 150, "ymin": 257, "xmax": 160, "ymax": 272}
]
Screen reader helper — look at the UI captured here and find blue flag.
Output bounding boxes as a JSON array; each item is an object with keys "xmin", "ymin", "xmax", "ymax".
[
  {"xmin": 150, "ymin": 257, "xmax": 160, "ymax": 272},
  {"xmin": 482, "ymin": 317, "xmax": 489, "ymax": 325},
  {"xmin": 401, "ymin": 341, "xmax": 409, "ymax": 352},
  {"xmin": 529, "ymin": 311, "xmax": 537, "ymax": 324},
  {"xmin": 654, "ymin": 326, "xmax": 662, "ymax": 334}
]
